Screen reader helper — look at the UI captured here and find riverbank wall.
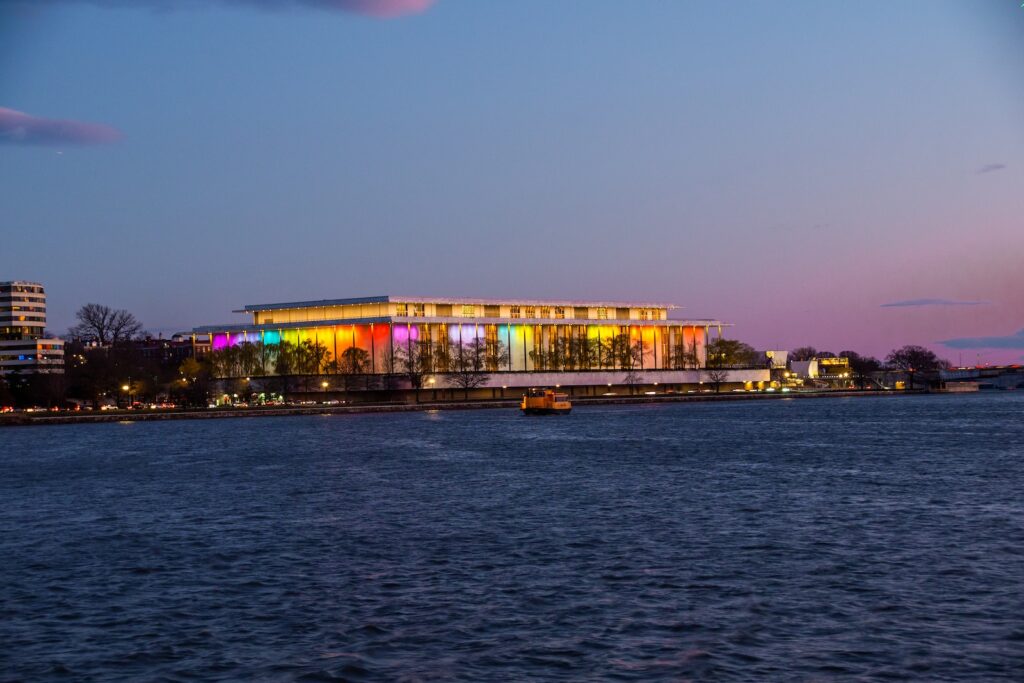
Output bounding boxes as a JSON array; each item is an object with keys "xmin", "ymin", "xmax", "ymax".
[{"xmin": 0, "ymin": 390, "xmax": 917, "ymax": 427}]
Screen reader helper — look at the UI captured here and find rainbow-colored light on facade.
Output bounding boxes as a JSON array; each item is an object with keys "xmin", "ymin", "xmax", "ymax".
[{"xmin": 196, "ymin": 295, "xmax": 725, "ymax": 378}]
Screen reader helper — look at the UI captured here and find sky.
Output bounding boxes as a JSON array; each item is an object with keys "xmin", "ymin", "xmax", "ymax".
[{"xmin": 1, "ymin": 0, "xmax": 1022, "ymax": 364}]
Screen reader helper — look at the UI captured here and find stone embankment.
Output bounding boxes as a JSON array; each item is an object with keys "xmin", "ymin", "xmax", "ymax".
[{"xmin": 0, "ymin": 390, "xmax": 914, "ymax": 427}]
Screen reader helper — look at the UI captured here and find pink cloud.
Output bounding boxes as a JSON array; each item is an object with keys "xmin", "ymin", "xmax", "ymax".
[
  {"xmin": 316, "ymin": 0, "xmax": 435, "ymax": 17},
  {"xmin": 0, "ymin": 107, "xmax": 122, "ymax": 146},
  {"xmin": 0, "ymin": 0, "xmax": 438, "ymax": 18}
]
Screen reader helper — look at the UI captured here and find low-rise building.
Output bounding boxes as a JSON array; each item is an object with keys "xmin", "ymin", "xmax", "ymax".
[
  {"xmin": 790, "ymin": 359, "xmax": 819, "ymax": 379},
  {"xmin": 790, "ymin": 356, "xmax": 852, "ymax": 387},
  {"xmin": 817, "ymin": 357, "xmax": 851, "ymax": 382},
  {"xmin": 131, "ymin": 335, "xmax": 205, "ymax": 366}
]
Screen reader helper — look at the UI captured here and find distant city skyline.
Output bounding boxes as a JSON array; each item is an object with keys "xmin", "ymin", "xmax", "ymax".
[{"xmin": 2, "ymin": 0, "xmax": 1022, "ymax": 363}]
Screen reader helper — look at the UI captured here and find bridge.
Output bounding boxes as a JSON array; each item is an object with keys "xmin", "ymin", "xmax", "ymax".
[{"xmin": 940, "ymin": 366, "xmax": 1024, "ymax": 390}]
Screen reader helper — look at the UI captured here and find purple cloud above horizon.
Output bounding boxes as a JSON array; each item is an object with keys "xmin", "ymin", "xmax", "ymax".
[
  {"xmin": 940, "ymin": 328, "xmax": 1024, "ymax": 350},
  {"xmin": 0, "ymin": 0, "xmax": 437, "ymax": 18},
  {"xmin": 321, "ymin": 0, "xmax": 435, "ymax": 17},
  {"xmin": 880, "ymin": 298, "xmax": 990, "ymax": 308},
  {"xmin": 0, "ymin": 107, "xmax": 122, "ymax": 146},
  {"xmin": 978, "ymin": 163, "xmax": 1006, "ymax": 174}
]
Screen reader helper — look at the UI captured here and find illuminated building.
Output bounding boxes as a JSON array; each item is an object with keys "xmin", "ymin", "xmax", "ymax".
[
  {"xmin": 791, "ymin": 356, "xmax": 852, "ymax": 387},
  {"xmin": 0, "ymin": 281, "xmax": 64, "ymax": 376},
  {"xmin": 195, "ymin": 295, "xmax": 769, "ymax": 391},
  {"xmin": 816, "ymin": 357, "xmax": 852, "ymax": 382}
]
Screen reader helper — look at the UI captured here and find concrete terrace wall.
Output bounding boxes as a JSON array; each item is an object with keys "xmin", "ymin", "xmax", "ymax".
[{"xmin": 457, "ymin": 369, "xmax": 771, "ymax": 389}]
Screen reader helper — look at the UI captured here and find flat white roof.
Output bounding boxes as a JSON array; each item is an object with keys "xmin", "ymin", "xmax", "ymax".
[
  {"xmin": 239, "ymin": 295, "xmax": 679, "ymax": 313},
  {"xmin": 194, "ymin": 317, "xmax": 722, "ymax": 334}
]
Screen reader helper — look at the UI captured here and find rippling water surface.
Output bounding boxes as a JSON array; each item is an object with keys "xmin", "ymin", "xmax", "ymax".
[{"xmin": 3, "ymin": 394, "xmax": 1024, "ymax": 681}]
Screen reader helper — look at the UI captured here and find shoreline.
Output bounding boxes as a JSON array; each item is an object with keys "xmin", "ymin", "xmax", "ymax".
[{"xmin": 0, "ymin": 390, "xmax": 921, "ymax": 427}]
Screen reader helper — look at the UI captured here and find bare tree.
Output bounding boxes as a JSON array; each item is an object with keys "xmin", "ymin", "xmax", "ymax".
[
  {"xmin": 790, "ymin": 346, "xmax": 818, "ymax": 362},
  {"xmin": 379, "ymin": 346, "xmax": 402, "ymax": 391},
  {"xmin": 394, "ymin": 340, "xmax": 433, "ymax": 401},
  {"xmin": 568, "ymin": 335, "xmax": 599, "ymax": 370},
  {"xmin": 671, "ymin": 336, "xmax": 701, "ymax": 370},
  {"xmin": 703, "ymin": 341, "xmax": 732, "ymax": 393},
  {"xmin": 687, "ymin": 338, "xmax": 701, "ymax": 369},
  {"xmin": 69, "ymin": 303, "xmax": 143, "ymax": 345},
  {"xmin": 603, "ymin": 333, "xmax": 645, "ymax": 371},
  {"xmin": 446, "ymin": 338, "xmax": 492, "ymax": 399},
  {"xmin": 483, "ymin": 336, "xmax": 510, "ymax": 372},
  {"xmin": 703, "ymin": 367, "xmax": 729, "ymax": 393},
  {"xmin": 623, "ymin": 371, "xmax": 643, "ymax": 394},
  {"xmin": 886, "ymin": 345, "xmax": 942, "ymax": 390},
  {"xmin": 337, "ymin": 346, "xmax": 370, "ymax": 393},
  {"xmin": 840, "ymin": 350, "xmax": 882, "ymax": 390},
  {"xmin": 446, "ymin": 367, "xmax": 490, "ymax": 399},
  {"xmin": 273, "ymin": 340, "xmax": 297, "ymax": 399}
]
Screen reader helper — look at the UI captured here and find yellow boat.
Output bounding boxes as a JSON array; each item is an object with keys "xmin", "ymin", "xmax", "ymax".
[{"xmin": 520, "ymin": 388, "xmax": 572, "ymax": 415}]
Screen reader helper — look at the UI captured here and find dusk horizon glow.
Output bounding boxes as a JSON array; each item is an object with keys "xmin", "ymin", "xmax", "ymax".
[{"xmin": 2, "ymin": 0, "xmax": 1022, "ymax": 365}]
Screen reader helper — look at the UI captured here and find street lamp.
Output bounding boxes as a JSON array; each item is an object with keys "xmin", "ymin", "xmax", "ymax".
[{"xmin": 122, "ymin": 383, "xmax": 131, "ymax": 408}]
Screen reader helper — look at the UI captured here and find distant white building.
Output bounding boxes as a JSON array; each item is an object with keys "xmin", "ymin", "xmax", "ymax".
[{"xmin": 790, "ymin": 359, "xmax": 819, "ymax": 379}]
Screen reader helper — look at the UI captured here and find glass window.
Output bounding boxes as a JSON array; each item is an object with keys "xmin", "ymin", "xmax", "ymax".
[
  {"xmin": 525, "ymin": 306, "xmax": 536, "ymax": 318},
  {"xmin": 539, "ymin": 307, "xmax": 551, "ymax": 318},
  {"xmin": 462, "ymin": 305, "xmax": 476, "ymax": 317},
  {"xmin": 554, "ymin": 306, "xmax": 565, "ymax": 319},
  {"xmin": 412, "ymin": 304, "xmax": 425, "ymax": 317},
  {"xmin": 597, "ymin": 307, "xmax": 608, "ymax": 320},
  {"xmin": 395, "ymin": 303, "xmax": 408, "ymax": 316},
  {"xmin": 510, "ymin": 306, "xmax": 521, "ymax": 318}
]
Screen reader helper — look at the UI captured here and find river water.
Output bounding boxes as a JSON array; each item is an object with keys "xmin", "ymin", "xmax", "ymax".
[{"xmin": 2, "ymin": 393, "xmax": 1023, "ymax": 681}]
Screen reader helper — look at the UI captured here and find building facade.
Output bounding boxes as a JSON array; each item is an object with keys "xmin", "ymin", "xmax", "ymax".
[
  {"xmin": 196, "ymin": 295, "xmax": 769, "ymax": 391},
  {"xmin": 0, "ymin": 281, "xmax": 64, "ymax": 376}
]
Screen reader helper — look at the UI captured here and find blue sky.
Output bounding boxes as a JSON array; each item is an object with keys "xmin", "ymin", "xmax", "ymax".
[{"xmin": 2, "ymin": 0, "xmax": 1022, "ymax": 362}]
